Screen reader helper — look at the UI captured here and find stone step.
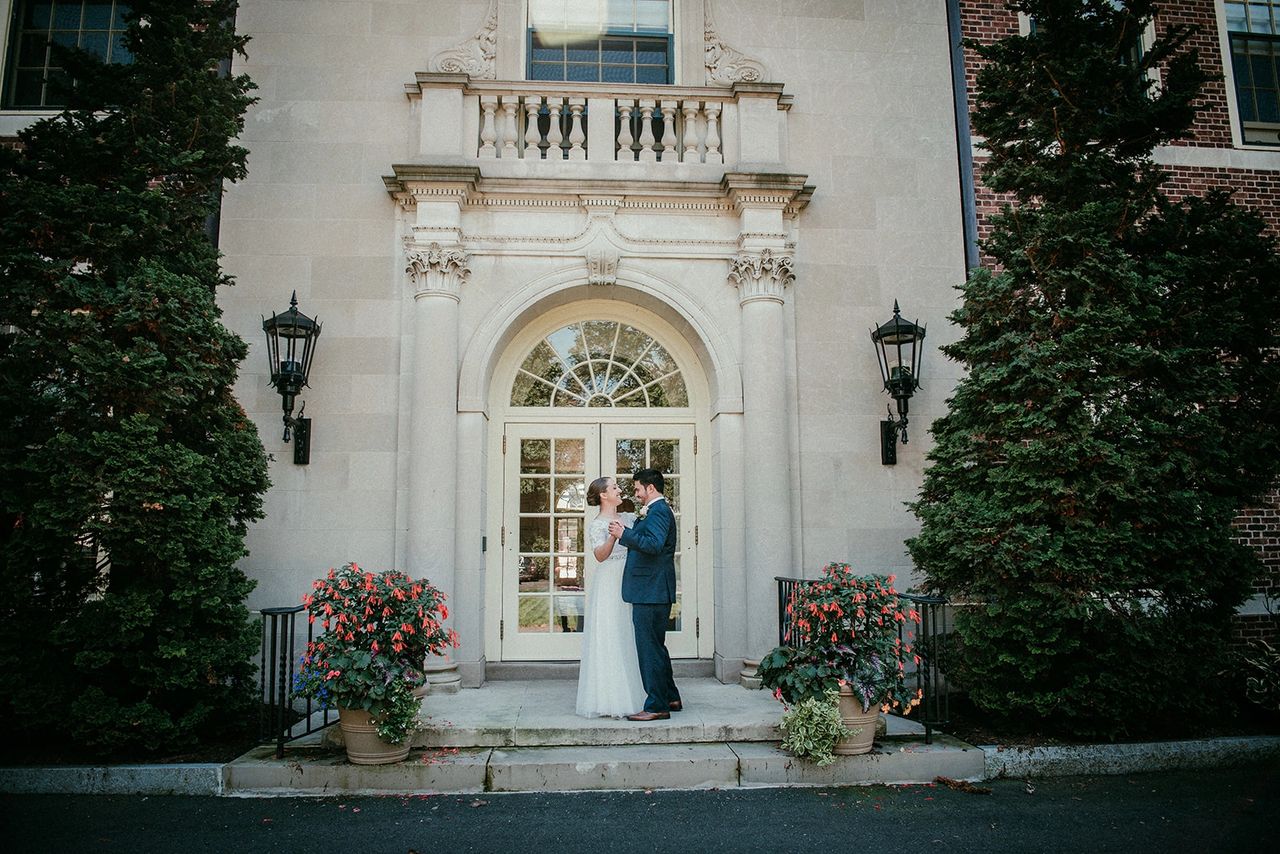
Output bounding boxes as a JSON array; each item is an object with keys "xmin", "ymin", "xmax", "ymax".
[
  {"xmin": 487, "ymin": 743, "xmax": 739, "ymax": 792},
  {"xmin": 317, "ymin": 678, "xmax": 926, "ymax": 751},
  {"xmin": 224, "ymin": 736, "xmax": 984, "ymax": 796}
]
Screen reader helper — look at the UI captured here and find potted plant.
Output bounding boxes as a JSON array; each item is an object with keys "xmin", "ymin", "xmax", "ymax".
[
  {"xmin": 758, "ymin": 563, "xmax": 922, "ymax": 763},
  {"xmin": 293, "ymin": 562, "xmax": 458, "ymax": 764}
]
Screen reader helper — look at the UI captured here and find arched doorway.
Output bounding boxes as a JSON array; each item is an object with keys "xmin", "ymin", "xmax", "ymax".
[{"xmin": 490, "ymin": 307, "xmax": 711, "ymax": 662}]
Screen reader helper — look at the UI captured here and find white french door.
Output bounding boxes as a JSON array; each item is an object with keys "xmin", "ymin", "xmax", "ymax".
[{"xmin": 501, "ymin": 422, "xmax": 698, "ymax": 661}]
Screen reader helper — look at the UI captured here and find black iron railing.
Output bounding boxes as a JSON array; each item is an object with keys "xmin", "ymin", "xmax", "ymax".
[
  {"xmin": 774, "ymin": 576, "xmax": 950, "ymax": 744},
  {"xmin": 258, "ymin": 604, "xmax": 335, "ymax": 758}
]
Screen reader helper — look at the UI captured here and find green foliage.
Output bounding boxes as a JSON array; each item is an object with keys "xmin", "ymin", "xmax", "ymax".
[
  {"xmin": 907, "ymin": 1, "xmax": 1280, "ymax": 739},
  {"xmin": 0, "ymin": 1, "xmax": 268, "ymax": 756},
  {"xmin": 779, "ymin": 695, "xmax": 851, "ymax": 767},
  {"xmin": 758, "ymin": 565, "xmax": 923, "ymax": 715},
  {"xmin": 293, "ymin": 564, "xmax": 460, "ymax": 749},
  {"xmin": 1241, "ymin": 638, "xmax": 1280, "ymax": 714}
]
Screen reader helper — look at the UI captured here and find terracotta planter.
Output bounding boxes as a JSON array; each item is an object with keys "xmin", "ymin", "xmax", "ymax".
[
  {"xmin": 337, "ymin": 707, "xmax": 411, "ymax": 765},
  {"xmin": 834, "ymin": 686, "xmax": 879, "ymax": 756}
]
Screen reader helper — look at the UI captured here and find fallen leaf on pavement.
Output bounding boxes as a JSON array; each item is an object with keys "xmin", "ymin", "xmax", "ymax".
[{"xmin": 935, "ymin": 776, "xmax": 991, "ymax": 795}]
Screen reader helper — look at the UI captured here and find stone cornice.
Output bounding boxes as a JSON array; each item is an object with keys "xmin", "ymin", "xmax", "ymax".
[{"xmin": 386, "ymin": 166, "xmax": 814, "ymax": 218}]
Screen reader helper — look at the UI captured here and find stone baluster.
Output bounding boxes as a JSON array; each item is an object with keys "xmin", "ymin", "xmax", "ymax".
[
  {"xmin": 637, "ymin": 99, "xmax": 657, "ymax": 163},
  {"xmin": 500, "ymin": 95, "xmax": 519, "ymax": 158},
  {"xmin": 616, "ymin": 99, "xmax": 635, "ymax": 162},
  {"xmin": 704, "ymin": 102, "xmax": 723, "ymax": 165},
  {"xmin": 681, "ymin": 100, "xmax": 701, "ymax": 164},
  {"xmin": 659, "ymin": 100, "xmax": 678, "ymax": 164},
  {"xmin": 566, "ymin": 97, "xmax": 587, "ymax": 161},
  {"xmin": 546, "ymin": 97, "xmax": 564, "ymax": 160},
  {"xmin": 478, "ymin": 95, "xmax": 498, "ymax": 158},
  {"xmin": 523, "ymin": 95, "xmax": 543, "ymax": 159}
]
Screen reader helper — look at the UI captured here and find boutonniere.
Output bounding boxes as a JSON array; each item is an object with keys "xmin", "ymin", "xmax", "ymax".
[{"xmin": 636, "ymin": 505, "xmax": 648, "ymax": 520}]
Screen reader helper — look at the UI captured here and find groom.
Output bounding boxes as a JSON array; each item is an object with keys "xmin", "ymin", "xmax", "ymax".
[{"xmin": 609, "ymin": 468, "xmax": 683, "ymax": 721}]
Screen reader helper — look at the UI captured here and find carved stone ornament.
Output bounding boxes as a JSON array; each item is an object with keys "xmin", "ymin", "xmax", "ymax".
[
  {"xmin": 704, "ymin": 0, "xmax": 766, "ymax": 86},
  {"xmin": 406, "ymin": 243, "xmax": 471, "ymax": 298},
  {"xmin": 586, "ymin": 244, "xmax": 620, "ymax": 286},
  {"xmin": 429, "ymin": 0, "xmax": 498, "ymax": 79},
  {"xmin": 728, "ymin": 248, "xmax": 793, "ymax": 304}
]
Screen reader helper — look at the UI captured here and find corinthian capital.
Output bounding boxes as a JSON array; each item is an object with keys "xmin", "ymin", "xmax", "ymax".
[
  {"xmin": 406, "ymin": 243, "xmax": 470, "ymax": 299},
  {"xmin": 728, "ymin": 249, "xmax": 794, "ymax": 304}
]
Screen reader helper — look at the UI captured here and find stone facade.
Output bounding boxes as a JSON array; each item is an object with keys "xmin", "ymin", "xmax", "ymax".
[{"xmin": 1, "ymin": 0, "xmax": 1273, "ymax": 679}]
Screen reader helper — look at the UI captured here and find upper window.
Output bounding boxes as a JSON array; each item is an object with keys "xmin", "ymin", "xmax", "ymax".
[
  {"xmin": 527, "ymin": 0, "xmax": 672, "ymax": 84},
  {"xmin": 511, "ymin": 320, "xmax": 688, "ymax": 408},
  {"xmin": 1225, "ymin": 1, "xmax": 1280, "ymax": 144},
  {"xmin": 4, "ymin": 1, "xmax": 132, "ymax": 109}
]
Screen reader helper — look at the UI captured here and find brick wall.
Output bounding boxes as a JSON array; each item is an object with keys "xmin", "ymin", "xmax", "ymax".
[
  {"xmin": 957, "ymin": 0, "xmax": 1280, "ymax": 600},
  {"xmin": 1232, "ymin": 614, "xmax": 1279, "ymax": 651},
  {"xmin": 1162, "ymin": 164, "xmax": 1280, "ymax": 232},
  {"xmin": 1154, "ymin": 0, "xmax": 1236, "ymax": 147},
  {"xmin": 1235, "ymin": 489, "xmax": 1280, "ymax": 598}
]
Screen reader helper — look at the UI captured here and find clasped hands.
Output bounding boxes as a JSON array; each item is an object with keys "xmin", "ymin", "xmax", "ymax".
[{"xmin": 607, "ymin": 519, "xmax": 624, "ymax": 539}]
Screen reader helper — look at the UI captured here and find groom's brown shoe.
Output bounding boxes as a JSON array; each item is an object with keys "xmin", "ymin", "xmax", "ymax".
[
  {"xmin": 626, "ymin": 711, "xmax": 670, "ymax": 721},
  {"xmin": 668, "ymin": 701, "xmax": 683, "ymax": 712}
]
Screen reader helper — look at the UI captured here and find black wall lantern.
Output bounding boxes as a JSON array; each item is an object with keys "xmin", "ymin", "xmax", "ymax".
[
  {"xmin": 870, "ymin": 301, "xmax": 926, "ymax": 465},
  {"xmin": 262, "ymin": 291, "xmax": 321, "ymax": 464}
]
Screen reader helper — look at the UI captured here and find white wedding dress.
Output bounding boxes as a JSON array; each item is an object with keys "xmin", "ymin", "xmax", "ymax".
[{"xmin": 575, "ymin": 513, "xmax": 648, "ymax": 717}]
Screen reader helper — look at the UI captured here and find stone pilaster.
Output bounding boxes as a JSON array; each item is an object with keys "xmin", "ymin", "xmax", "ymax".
[
  {"xmin": 730, "ymin": 247, "xmax": 795, "ymax": 687},
  {"xmin": 404, "ymin": 240, "xmax": 470, "ymax": 694}
]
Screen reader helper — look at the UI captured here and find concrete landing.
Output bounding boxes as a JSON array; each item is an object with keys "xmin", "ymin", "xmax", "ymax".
[{"xmin": 314, "ymin": 678, "xmax": 927, "ymax": 749}]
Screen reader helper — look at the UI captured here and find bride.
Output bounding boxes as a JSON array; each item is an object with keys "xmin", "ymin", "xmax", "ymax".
[{"xmin": 575, "ymin": 477, "xmax": 647, "ymax": 717}]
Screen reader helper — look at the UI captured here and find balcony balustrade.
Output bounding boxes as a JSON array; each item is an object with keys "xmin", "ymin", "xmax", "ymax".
[{"xmin": 408, "ymin": 74, "xmax": 790, "ymax": 172}]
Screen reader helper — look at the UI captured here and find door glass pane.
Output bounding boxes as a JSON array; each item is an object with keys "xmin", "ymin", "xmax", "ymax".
[
  {"xmin": 554, "ymin": 477, "xmax": 585, "ymax": 511},
  {"xmin": 614, "ymin": 438, "xmax": 645, "ymax": 474},
  {"xmin": 519, "ymin": 596, "xmax": 550, "ymax": 632},
  {"xmin": 519, "ymin": 556, "xmax": 551, "ymax": 592},
  {"xmin": 664, "ymin": 478, "xmax": 679, "ymax": 513},
  {"xmin": 519, "ymin": 477, "xmax": 550, "ymax": 513},
  {"xmin": 553, "ymin": 595, "xmax": 585, "ymax": 632},
  {"xmin": 553, "ymin": 516, "xmax": 583, "ymax": 553},
  {"xmin": 649, "ymin": 439, "xmax": 678, "ymax": 474},
  {"xmin": 519, "ymin": 516, "xmax": 551, "ymax": 553},
  {"xmin": 521, "ymin": 439, "xmax": 550, "ymax": 473},
  {"xmin": 554, "ymin": 439, "xmax": 585, "ymax": 473},
  {"xmin": 554, "ymin": 555, "xmax": 584, "ymax": 591}
]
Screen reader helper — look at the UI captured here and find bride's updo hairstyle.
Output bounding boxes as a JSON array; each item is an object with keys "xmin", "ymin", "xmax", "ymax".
[{"xmin": 586, "ymin": 477, "xmax": 610, "ymax": 507}]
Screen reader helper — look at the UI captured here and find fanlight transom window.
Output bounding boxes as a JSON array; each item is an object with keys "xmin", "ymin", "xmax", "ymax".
[{"xmin": 511, "ymin": 320, "xmax": 688, "ymax": 408}]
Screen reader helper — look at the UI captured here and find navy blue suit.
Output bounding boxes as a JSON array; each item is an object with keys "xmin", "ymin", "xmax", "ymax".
[{"xmin": 618, "ymin": 498, "xmax": 682, "ymax": 713}]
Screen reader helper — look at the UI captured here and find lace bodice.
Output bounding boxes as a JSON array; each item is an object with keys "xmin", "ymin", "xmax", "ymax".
[{"xmin": 589, "ymin": 513, "xmax": 635, "ymax": 566}]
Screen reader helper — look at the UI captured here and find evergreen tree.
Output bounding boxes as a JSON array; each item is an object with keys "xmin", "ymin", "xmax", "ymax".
[
  {"xmin": 908, "ymin": 0, "xmax": 1280, "ymax": 737},
  {"xmin": 0, "ymin": 1, "xmax": 269, "ymax": 755}
]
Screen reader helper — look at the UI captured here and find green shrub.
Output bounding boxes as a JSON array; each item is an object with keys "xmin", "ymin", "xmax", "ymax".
[
  {"xmin": 0, "ymin": 1, "xmax": 267, "ymax": 756},
  {"xmin": 908, "ymin": 1, "xmax": 1280, "ymax": 739},
  {"xmin": 779, "ymin": 696, "xmax": 851, "ymax": 767}
]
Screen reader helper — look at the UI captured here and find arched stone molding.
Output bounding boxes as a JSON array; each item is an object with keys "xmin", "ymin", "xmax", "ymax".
[{"xmin": 458, "ymin": 265, "xmax": 742, "ymax": 417}]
